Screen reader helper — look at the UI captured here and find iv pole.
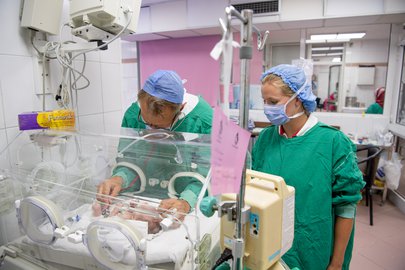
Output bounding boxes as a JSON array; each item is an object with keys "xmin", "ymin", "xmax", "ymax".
[{"xmin": 224, "ymin": 6, "xmax": 269, "ymax": 270}]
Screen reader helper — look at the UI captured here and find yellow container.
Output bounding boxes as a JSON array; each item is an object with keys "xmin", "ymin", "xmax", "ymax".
[
  {"xmin": 374, "ymin": 179, "xmax": 385, "ymax": 188},
  {"xmin": 18, "ymin": 110, "xmax": 75, "ymax": 130}
]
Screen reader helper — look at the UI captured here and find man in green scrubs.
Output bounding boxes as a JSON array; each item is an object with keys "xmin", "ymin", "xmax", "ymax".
[
  {"xmin": 98, "ymin": 70, "xmax": 213, "ymax": 216},
  {"xmin": 252, "ymin": 64, "xmax": 365, "ymax": 270}
]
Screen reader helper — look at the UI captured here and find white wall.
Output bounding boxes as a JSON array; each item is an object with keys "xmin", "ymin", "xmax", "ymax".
[
  {"xmin": 0, "ymin": 0, "xmax": 124, "ymax": 147},
  {"xmin": 121, "ymin": 41, "xmax": 139, "ymax": 111},
  {"xmin": 0, "ymin": 0, "xmax": 124, "ymax": 245}
]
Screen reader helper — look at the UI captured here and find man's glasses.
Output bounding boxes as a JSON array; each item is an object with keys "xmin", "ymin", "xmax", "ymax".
[{"xmin": 137, "ymin": 109, "xmax": 183, "ymax": 131}]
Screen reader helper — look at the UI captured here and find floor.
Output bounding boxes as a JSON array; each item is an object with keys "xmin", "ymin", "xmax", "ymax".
[{"xmin": 351, "ymin": 195, "xmax": 405, "ymax": 270}]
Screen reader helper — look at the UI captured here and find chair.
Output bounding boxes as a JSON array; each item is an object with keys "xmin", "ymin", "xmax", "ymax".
[{"xmin": 356, "ymin": 145, "xmax": 384, "ymax": 226}]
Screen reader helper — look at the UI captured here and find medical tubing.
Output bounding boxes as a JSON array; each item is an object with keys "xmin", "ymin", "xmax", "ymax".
[
  {"xmin": 71, "ymin": 53, "xmax": 89, "ymax": 91},
  {"xmin": 30, "ymin": 31, "xmax": 56, "ymax": 59},
  {"xmin": 171, "ymin": 214, "xmax": 195, "ymax": 269},
  {"xmin": 42, "ymin": 47, "xmax": 47, "ymax": 110},
  {"xmin": 16, "ymin": 141, "xmax": 35, "ymax": 166},
  {"xmin": 54, "ymin": 42, "xmax": 90, "ymax": 93},
  {"xmin": 191, "ymin": 169, "xmax": 211, "ymax": 245},
  {"xmin": 167, "ymin": 171, "xmax": 207, "ymax": 249},
  {"xmin": 195, "ymin": 169, "xmax": 212, "ymax": 216}
]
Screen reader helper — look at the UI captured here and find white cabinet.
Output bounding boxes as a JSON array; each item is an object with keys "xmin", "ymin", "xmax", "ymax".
[{"xmin": 357, "ymin": 67, "xmax": 375, "ymax": 85}]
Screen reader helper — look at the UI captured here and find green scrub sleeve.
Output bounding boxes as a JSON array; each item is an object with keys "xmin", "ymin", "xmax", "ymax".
[
  {"xmin": 179, "ymin": 181, "xmax": 204, "ymax": 210},
  {"xmin": 331, "ymin": 132, "xmax": 365, "ymax": 209},
  {"xmin": 112, "ymin": 166, "xmax": 136, "ymax": 189},
  {"xmin": 335, "ymin": 203, "xmax": 357, "ymax": 219},
  {"xmin": 200, "ymin": 120, "xmax": 212, "ymax": 134}
]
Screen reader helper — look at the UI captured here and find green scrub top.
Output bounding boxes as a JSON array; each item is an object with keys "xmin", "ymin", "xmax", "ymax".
[
  {"xmin": 122, "ymin": 96, "xmax": 213, "ymax": 134},
  {"xmin": 365, "ymin": 103, "xmax": 383, "ymax": 114},
  {"xmin": 113, "ymin": 96, "xmax": 213, "ymax": 208},
  {"xmin": 252, "ymin": 122, "xmax": 364, "ymax": 270}
]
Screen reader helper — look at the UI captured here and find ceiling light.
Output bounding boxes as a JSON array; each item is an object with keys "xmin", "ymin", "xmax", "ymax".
[
  {"xmin": 306, "ymin": 39, "xmax": 324, "ymax": 44},
  {"xmin": 337, "ymin": 32, "xmax": 365, "ymax": 39},
  {"xmin": 310, "ymin": 34, "xmax": 337, "ymax": 40},
  {"xmin": 306, "ymin": 39, "xmax": 350, "ymax": 44},
  {"xmin": 332, "ymin": 39, "xmax": 351, "ymax": 43},
  {"xmin": 327, "ymin": 52, "xmax": 343, "ymax": 56},
  {"xmin": 307, "ymin": 32, "xmax": 365, "ymax": 43}
]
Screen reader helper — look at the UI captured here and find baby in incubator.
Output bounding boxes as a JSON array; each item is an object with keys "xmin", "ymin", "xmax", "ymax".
[{"xmin": 92, "ymin": 198, "xmax": 181, "ymax": 234}]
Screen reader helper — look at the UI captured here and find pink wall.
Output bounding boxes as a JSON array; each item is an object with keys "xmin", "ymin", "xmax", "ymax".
[
  {"xmin": 139, "ymin": 35, "xmax": 220, "ymax": 106},
  {"xmin": 138, "ymin": 34, "xmax": 264, "ymax": 106}
]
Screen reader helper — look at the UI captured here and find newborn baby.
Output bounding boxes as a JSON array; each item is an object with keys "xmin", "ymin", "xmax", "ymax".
[{"xmin": 92, "ymin": 199, "xmax": 163, "ymax": 234}]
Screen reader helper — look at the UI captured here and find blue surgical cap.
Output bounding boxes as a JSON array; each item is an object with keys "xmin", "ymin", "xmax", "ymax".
[
  {"xmin": 261, "ymin": 64, "xmax": 317, "ymax": 113},
  {"xmin": 143, "ymin": 70, "xmax": 184, "ymax": 104}
]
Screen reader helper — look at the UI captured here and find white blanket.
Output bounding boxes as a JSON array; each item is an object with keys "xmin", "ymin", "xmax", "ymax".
[{"xmin": 23, "ymin": 203, "xmax": 219, "ymax": 267}]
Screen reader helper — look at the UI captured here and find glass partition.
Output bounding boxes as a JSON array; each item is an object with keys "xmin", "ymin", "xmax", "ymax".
[
  {"xmin": 230, "ymin": 24, "xmax": 391, "ymax": 115},
  {"xmin": 307, "ymin": 24, "xmax": 390, "ymax": 113},
  {"xmin": 396, "ymin": 46, "xmax": 405, "ymax": 125}
]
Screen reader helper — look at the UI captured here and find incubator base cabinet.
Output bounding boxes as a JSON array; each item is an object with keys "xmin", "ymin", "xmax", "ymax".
[
  {"xmin": 220, "ymin": 170, "xmax": 295, "ymax": 270},
  {"xmin": 0, "ymin": 129, "xmax": 219, "ymax": 270}
]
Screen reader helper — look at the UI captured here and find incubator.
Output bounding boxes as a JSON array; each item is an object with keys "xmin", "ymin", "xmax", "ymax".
[{"xmin": 0, "ymin": 128, "xmax": 218, "ymax": 270}]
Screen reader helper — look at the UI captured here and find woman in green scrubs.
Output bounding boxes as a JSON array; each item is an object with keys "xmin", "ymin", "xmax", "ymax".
[{"xmin": 252, "ymin": 64, "xmax": 365, "ymax": 270}]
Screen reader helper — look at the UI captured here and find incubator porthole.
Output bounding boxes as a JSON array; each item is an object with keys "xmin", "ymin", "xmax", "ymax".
[
  {"xmin": 85, "ymin": 219, "xmax": 144, "ymax": 270},
  {"xmin": 17, "ymin": 196, "xmax": 64, "ymax": 245}
]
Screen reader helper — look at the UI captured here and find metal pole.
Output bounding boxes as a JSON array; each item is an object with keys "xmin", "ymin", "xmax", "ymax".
[
  {"xmin": 234, "ymin": 9, "xmax": 253, "ymax": 270},
  {"xmin": 238, "ymin": 10, "xmax": 253, "ymax": 130}
]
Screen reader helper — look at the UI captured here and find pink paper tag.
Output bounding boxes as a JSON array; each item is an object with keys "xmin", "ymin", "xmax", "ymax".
[{"xmin": 210, "ymin": 107, "xmax": 251, "ymax": 195}]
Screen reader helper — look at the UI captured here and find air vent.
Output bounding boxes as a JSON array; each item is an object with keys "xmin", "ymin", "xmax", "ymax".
[{"xmin": 232, "ymin": 1, "xmax": 279, "ymax": 15}]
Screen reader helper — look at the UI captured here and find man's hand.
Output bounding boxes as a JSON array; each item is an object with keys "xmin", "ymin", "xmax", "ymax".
[
  {"xmin": 97, "ymin": 176, "xmax": 124, "ymax": 205},
  {"xmin": 159, "ymin": 198, "xmax": 191, "ymax": 221}
]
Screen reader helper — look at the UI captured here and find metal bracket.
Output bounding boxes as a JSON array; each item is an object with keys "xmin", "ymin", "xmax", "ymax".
[
  {"xmin": 232, "ymin": 238, "xmax": 245, "ymax": 260},
  {"xmin": 218, "ymin": 201, "xmax": 237, "ymax": 221},
  {"xmin": 218, "ymin": 201, "xmax": 251, "ymax": 224},
  {"xmin": 240, "ymin": 205, "xmax": 251, "ymax": 225}
]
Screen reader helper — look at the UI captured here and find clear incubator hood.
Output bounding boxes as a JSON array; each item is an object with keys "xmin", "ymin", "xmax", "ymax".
[{"xmin": 0, "ymin": 128, "xmax": 219, "ymax": 270}]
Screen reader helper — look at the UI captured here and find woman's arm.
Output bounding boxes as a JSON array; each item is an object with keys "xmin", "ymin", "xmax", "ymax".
[{"xmin": 328, "ymin": 217, "xmax": 354, "ymax": 269}]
